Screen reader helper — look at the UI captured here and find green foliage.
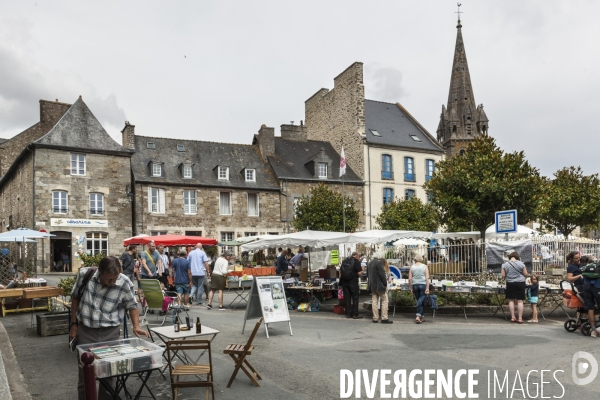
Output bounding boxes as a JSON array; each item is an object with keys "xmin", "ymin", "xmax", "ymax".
[
  {"xmin": 390, "ymin": 290, "xmax": 416, "ymax": 307},
  {"xmin": 376, "ymin": 196, "xmax": 439, "ymax": 231},
  {"xmin": 424, "ymin": 135, "xmax": 544, "ymax": 239},
  {"xmin": 204, "ymin": 245, "xmax": 218, "ymax": 259},
  {"xmin": 58, "ymin": 276, "xmax": 77, "ymax": 297},
  {"xmin": 540, "ymin": 166, "xmax": 600, "ymax": 238},
  {"xmin": 292, "ymin": 183, "xmax": 360, "ymax": 232},
  {"xmin": 78, "ymin": 252, "xmax": 105, "ymax": 267}
]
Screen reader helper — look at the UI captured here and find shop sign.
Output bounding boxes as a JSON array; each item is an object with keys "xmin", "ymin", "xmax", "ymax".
[
  {"xmin": 50, "ymin": 218, "xmax": 108, "ymax": 227},
  {"xmin": 330, "ymin": 249, "xmax": 339, "ymax": 264}
]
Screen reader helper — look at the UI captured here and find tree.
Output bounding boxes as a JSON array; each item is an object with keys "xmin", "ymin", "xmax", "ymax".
[
  {"xmin": 540, "ymin": 166, "xmax": 600, "ymax": 238},
  {"xmin": 292, "ymin": 183, "xmax": 360, "ymax": 232},
  {"xmin": 376, "ymin": 196, "xmax": 439, "ymax": 231},
  {"xmin": 424, "ymin": 135, "xmax": 545, "ymax": 240}
]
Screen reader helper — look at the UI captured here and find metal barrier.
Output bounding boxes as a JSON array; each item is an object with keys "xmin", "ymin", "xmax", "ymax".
[
  {"xmin": 361, "ymin": 236, "xmax": 600, "ymax": 277},
  {"xmin": 0, "ymin": 242, "xmax": 38, "ymax": 284}
]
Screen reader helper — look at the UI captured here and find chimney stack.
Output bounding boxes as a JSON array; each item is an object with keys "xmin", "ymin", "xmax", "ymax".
[
  {"xmin": 256, "ymin": 124, "xmax": 275, "ymax": 158},
  {"xmin": 121, "ymin": 121, "xmax": 136, "ymax": 149}
]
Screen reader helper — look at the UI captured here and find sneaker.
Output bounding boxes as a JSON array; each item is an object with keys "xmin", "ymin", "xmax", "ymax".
[
  {"xmin": 196, "ymin": 302, "xmax": 203, "ymax": 306},
  {"xmin": 219, "ymin": 307, "xmax": 227, "ymax": 311},
  {"xmin": 592, "ymin": 330, "xmax": 599, "ymax": 338},
  {"xmin": 353, "ymin": 315, "xmax": 363, "ymax": 319},
  {"xmin": 381, "ymin": 319, "xmax": 393, "ymax": 324},
  {"xmin": 373, "ymin": 320, "xmax": 378, "ymax": 323},
  {"xmin": 206, "ymin": 304, "xmax": 212, "ymax": 310},
  {"xmin": 346, "ymin": 315, "xmax": 353, "ymax": 319}
]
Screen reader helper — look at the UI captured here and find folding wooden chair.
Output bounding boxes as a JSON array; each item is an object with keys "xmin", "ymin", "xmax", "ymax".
[
  {"xmin": 223, "ymin": 317, "xmax": 263, "ymax": 388},
  {"xmin": 166, "ymin": 339, "xmax": 215, "ymax": 400}
]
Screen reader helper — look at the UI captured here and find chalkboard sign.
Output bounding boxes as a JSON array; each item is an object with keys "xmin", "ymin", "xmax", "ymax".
[{"xmin": 242, "ymin": 276, "xmax": 293, "ymax": 338}]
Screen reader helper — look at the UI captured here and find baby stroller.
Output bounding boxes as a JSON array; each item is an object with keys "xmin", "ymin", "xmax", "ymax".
[{"xmin": 562, "ymin": 280, "xmax": 598, "ymax": 336}]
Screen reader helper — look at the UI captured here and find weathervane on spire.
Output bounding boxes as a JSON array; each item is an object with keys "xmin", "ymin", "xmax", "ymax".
[{"xmin": 456, "ymin": 3, "xmax": 462, "ymax": 28}]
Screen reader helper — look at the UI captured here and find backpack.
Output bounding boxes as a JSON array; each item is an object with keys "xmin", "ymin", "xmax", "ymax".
[
  {"xmin": 582, "ymin": 263, "xmax": 600, "ymax": 279},
  {"xmin": 340, "ymin": 257, "xmax": 355, "ymax": 281}
]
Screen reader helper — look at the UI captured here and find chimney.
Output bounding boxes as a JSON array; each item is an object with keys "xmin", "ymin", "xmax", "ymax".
[
  {"xmin": 121, "ymin": 121, "xmax": 136, "ymax": 149},
  {"xmin": 280, "ymin": 122, "xmax": 307, "ymax": 142},
  {"xmin": 257, "ymin": 124, "xmax": 275, "ymax": 158},
  {"xmin": 39, "ymin": 99, "xmax": 71, "ymax": 128}
]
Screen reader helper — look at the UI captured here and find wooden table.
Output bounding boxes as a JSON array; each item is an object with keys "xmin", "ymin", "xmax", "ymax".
[
  {"xmin": 0, "ymin": 286, "xmax": 62, "ymax": 317},
  {"xmin": 149, "ymin": 325, "xmax": 220, "ymax": 372}
]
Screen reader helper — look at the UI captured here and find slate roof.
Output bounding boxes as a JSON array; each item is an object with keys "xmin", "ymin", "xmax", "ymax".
[
  {"xmin": 132, "ymin": 136, "xmax": 280, "ymax": 190},
  {"xmin": 267, "ymin": 138, "xmax": 362, "ymax": 183},
  {"xmin": 34, "ymin": 97, "xmax": 131, "ymax": 154},
  {"xmin": 364, "ymin": 100, "xmax": 444, "ymax": 153}
]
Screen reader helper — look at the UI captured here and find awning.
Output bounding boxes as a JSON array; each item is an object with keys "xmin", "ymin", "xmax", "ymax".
[{"xmin": 123, "ymin": 234, "xmax": 217, "ymax": 247}]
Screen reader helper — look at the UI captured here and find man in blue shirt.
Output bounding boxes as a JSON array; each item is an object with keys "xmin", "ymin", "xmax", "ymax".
[
  {"xmin": 172, "ymin": 249, "xmax": 192, "ymax": 306},
  {"xmin": 188, "ymin": 243, "xmax": 210, "ymax": 305}
]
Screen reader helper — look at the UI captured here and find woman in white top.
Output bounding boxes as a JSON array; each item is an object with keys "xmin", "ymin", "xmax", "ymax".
[{"xmin": 409, "ymin": 255, "xmax": 430, "ymax": 324}]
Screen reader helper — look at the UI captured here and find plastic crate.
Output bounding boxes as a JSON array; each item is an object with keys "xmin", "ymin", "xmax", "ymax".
[
  {"xmin": 77, "ymin": 338, "xmax": 163, "ymax": 379},
  {"xmin": 333, "ymin": 304, "xmax": 346, "ymax": 314}
]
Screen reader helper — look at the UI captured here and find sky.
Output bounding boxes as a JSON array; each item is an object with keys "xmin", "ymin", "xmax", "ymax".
[{"xmin": 0, "ymin": 1, "xmax": 599, "ymax": 178}]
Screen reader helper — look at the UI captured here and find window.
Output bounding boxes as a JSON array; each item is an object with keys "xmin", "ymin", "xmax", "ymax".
[
  {"xmin": 425, "ymin": 159, "xmax": 435, "ymax": 182},
  {"xmin": 221, "ymin": 232, "xmax": 234, "ymax": 252},
  {"xmin": 150, "ymin": 231, "xmax": 167, "ymax": 236},
  {"xmin": 410, "ymin": 135, "xmax": 422, "ymax": 142},
  {"xmin": 293, "ymin": 196, "xmax": 301, "ymax": 217},
  {"xmin": 245, "ymin": 169, "xmax": 256, "ymax": 182},
  {"xmin": 218, "ymin": 166, "xmax": 229, "ymax": 180},
  {"xmin": 89, "ymin": 193, "xmax": 104, "ymax": 215},
  {"xmin": 52, "ymin": 191, "xmax": 68, "ymax": 213},
  {"xmin": 71, "ymin": 154, "xmax": 85, "ymax": 175},
  {"xmin": 318, "ymin": 162, "xmax": 327, "ymax": 179},
  {"xmin": 383, "ymin": 188, "xmax": 394, "ymax": 205},
  {"xmin": 152, "ymin": 163, "xmax": 162, "ymax": 177},
  {"xmin": 147, "ymin": 142, "xmax": 155, "ymax": 149},
  {"xmin": 182, "ymin": 165, "xmax": 192, "ymax": 179},
  {"xmin": 177, "ymin": 144, "xmax": 185, "ymax": 152},
  {"xmin": 219, "ymin": 192, "xmax": 231, "ymax": 215},
  {"xmin": 86, "ymin": 232, "xmax": 108, "ymax": 256},
  {"xmin": 381, "ymin": 154, "xmax": 393, "ymax": 180},
  {"xmin": 185, "ymin": 231, "xmax": 202, "ymax": 236},
  {"xmin": 405, "ymin": 189, "xmax": 416, "ymax": 200},
  {"xmin": 459, "ymin": 149, "xmax": 465, "ymax": 156},
  {"xmin": 247, "ymin": 193, "xmax": 259, "ymax": 216},
  {"xmin": 370, "ymin": 129, "xmax": 381, "ymax": 137},
  {"xmin": 148, "ymin": 187, "xmax": 165, "ymax": 213},
  {"xmin": 183, "ymin": 190, "xmax": 197, "ymax": 214},
  {"xmin": 245, "ymin": 232, "xmax": 257, "ymax": 237},
  {"xmin": 404, "ymin": 157, "xmax": 415, "ymax": 182}
]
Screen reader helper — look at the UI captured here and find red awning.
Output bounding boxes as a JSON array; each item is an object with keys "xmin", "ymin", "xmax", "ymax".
[{"xmin": 123, "ymin": 234, "xmax": 217, "ymax": 247}]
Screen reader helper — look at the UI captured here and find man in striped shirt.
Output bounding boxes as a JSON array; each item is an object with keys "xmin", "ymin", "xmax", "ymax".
[{"xmin": 69, "ymin": 256, "xmax": 149, "ymax": 400}]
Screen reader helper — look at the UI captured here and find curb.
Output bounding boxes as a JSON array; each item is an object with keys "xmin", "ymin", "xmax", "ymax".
[{"xmin": 0, "ymin": 322, "xmax": 31, "ymax": 400}]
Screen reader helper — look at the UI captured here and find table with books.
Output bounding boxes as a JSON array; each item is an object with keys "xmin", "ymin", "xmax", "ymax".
[{"xmin": 77, "ymin": 338, "xmax": 163, "ymax": 400}]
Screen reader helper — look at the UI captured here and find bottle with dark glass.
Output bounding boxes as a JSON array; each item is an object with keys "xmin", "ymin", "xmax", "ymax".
[{"xmin": 196, "ymin": 316, "xmax": 201, "ymax": 333}]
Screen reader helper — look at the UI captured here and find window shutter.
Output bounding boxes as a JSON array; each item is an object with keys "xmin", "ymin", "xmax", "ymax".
[
  {"xmin": 147, "ymin": 187, "xmax": 153, "ymax": 213},
  {"xmin": 159, "ymin": 189, "xmax": 166, "ymax": 213}
]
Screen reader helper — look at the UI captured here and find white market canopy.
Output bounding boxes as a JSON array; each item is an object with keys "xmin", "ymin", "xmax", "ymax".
[
  {"xmin": 240, "ymin": 229, "xmax": 433, "ymax": 251},
  {"xmin": 0, "ymin": 228, "xmax": 54, "ymax": 240}
]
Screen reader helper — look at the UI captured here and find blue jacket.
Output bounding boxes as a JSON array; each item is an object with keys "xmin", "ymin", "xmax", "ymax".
[
  {"xmin": 276, "ymin": 254, "xmax": 288, "ymax": 274},
  {"xmin": 415, "ymin": 294, "xmax": 438, "ymax": 310}
]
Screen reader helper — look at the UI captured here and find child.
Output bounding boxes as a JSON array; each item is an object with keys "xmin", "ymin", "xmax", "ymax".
[{"xmin": 527, "ymin": 275, "xmax": 540, "ymax": 323}]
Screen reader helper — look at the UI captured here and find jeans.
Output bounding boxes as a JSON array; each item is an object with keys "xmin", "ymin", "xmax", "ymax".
[
  {"xmin": 191, "ymin": 275, "xmax": 206, "ymax": 304},
  {"xmin": 412, "ymin": 284, "xmax": 427, "ymax": 317},
  {"xmin": 342, "ymin": 282, "xmax": 359, "ymax": 316}
]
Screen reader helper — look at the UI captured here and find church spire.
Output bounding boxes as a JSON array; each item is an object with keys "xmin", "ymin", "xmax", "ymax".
[{"xmin": 437, "ymin": 8, "xmax": 489, "ymax": 157}]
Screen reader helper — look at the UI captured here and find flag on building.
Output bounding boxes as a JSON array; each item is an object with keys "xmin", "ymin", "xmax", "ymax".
[{"xmin": 339, "ymin": 146, "xmax": 346, "ymax": 178}]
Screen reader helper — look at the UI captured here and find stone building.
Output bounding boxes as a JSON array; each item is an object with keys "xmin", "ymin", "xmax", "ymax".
[
  {"xmin": 436, "ymin": 18, "xmax": 489, "ymax": 157},
  {"xmin": 125, "ymin": 124, "xmax": 286, "ymax": 249},
  {"xmin": 0, "ymin": 97, "xmax": 134, "ymax": 271},
  {"xmin": 252, "ymin": 123, "xmax": 364, "ymax": 232},
  {"xmin": 304, "ymin": 62, "xmax": 445, "ymax": 229}
]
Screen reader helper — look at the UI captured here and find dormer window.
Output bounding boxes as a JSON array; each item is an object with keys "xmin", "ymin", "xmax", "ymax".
[
  {"xmin": 245, "ymin": 169, "xmax": 256, "ymax": 182},
  {"xmin": 183, "ymin": 165, "xmax": 192, "ymax": 179},
  {"xmin": 177, "ymin": 145, "xmax": 185, "ymax": 152},
  {"xmin": 218, "ymin": 166, "xmax": 229, "ymax": 180},
  {"xmin": 318, "ymin": 162, "xmax": 327, "ymax": 179},
  {"xmin": 152, "ymin": 163, "xmax": 162, "ymax": 177},
  {"xmin": 147, "ymin": 142, "xmax": 155, "ymax": 149}
]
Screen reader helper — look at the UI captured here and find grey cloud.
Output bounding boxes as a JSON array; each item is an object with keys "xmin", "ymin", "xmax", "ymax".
[{"xmin": 364, "ymin": 64, "xmax": 407, "ymax": 102}]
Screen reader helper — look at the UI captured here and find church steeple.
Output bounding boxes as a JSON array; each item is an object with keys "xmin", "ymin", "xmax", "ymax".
[{"xmin": 437, "ymin": 15, "xmax": 489, "ymax": 157}]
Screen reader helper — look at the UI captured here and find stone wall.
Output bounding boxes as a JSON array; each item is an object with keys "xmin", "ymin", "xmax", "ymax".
[
  {"xmin": 280, "ymin": 181, "xmax": 365, "ymax": 232},
  {"xmin": 0, "ymin": 100, "xmax": 71, "ymax": 176},
  {"xmin": 134, "ymin": 184, "xmax": 285, "ymax": 240},
  {"xmin": 0, "ymin": 153, "xmax": 34, "ymax": 231},
  {"xmin": 34, "ymin": 148, "xmax": 133, "ymax": 256},
  {"xmin": 305, "ymin": 62, "xmax": 366, "ymax": 178}
]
